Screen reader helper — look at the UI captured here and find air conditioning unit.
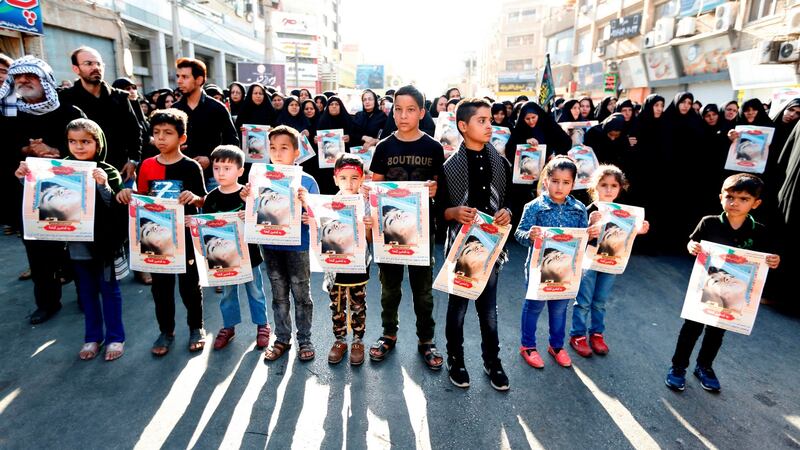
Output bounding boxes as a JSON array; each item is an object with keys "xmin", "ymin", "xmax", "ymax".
[
  {"xmin": 644, "ymin": 31, "xmax": 656, "ymax": 48},
  {"xmin": 757, "ymin": 40, "xmax": 783, "ymax": 64},
  {"xmin": 676, "ymin": 17, "xmax": 697, "ymax": 37},
  {"xmin": 779, "ymin": 40, "xmax": 800, "ymax": 62},
  {"xmin": 607, "ymin": 61, "xmax": 619, "ymax": 72},
  {"xmin": 596, "ymin": 40, "xmax": 607, "ymax": 57},
  {"xmin": 714, "ymin": 3, "xmax": 737, "ymax": 31},
  {"xmin": 787, "ymin": 8, "xmax": 800, "ymax": 31},
  {"xmin": 655, "ymin": 18, "xmax": 675, "ymax": 44}
]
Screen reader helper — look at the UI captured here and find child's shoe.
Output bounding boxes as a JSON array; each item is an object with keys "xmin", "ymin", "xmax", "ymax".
[
  {"xmin": 256, "ymin": 324, "xmax": 270, "ymax": 349},
  {"xmin": 483, "ymin": 359, "xmax": 510, "ymax": 391},
  {"xmin": 548, "ymin": 346, "xmax": 572, "ymax": 367},
  {"xmin": 589, "ymin": 333, "xmax": 609, "ymax": 355},
  {"xmin": 694, "ymin": 366, "xmax": 721, "ymax": 392},
  {"xmin": 519, "ymin": 346, "xmax": 544, "ymax": 368},
  {"xmin": 447, "ymin": 355, "xmax": 470, "ymax": 388},
  {"xmin": 214, "ymin": 327, "xmax": 235, "ymax": 350},
  {"xmin": 569, "ymin": 336, "xmax": 592, "ymax": 358},
  {"xmin": 328, "ymin": 340, "xmax": 347, "ymax": 364},
  {"xmin": 665, "ymin": 366, "xmax": 686, "ymax": 391}
]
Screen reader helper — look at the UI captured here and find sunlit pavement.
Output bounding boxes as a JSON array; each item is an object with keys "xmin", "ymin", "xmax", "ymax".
[{"xmin": 0, "ymin": 233, "xmax": 798, "ymax": 449}]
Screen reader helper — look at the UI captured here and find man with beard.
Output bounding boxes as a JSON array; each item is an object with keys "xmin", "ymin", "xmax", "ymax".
[
  {"xmin": 59, "ymin": 47, "xmax": 141, "ymax": 182},
  {"xmin": 0, "ymin": 56, "xmax": 85, "ymax": 324}
]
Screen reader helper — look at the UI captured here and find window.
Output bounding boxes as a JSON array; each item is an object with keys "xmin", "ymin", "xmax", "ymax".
[
  {"xmin": 748, "ymin": 0, "xmax": 777, "ymax": 22},
  {"xmin": 521, "ymin": 8, "xmax": 536, "ymax": 18},
  {"xmin": 507, "ymin": 34, "xmax": 535, "ymax": 47},
  {"xmin": 577, "ymin": 31, "xmax": 591, "ymax": 54},
  {"xmin": 323, "ymin": 15, "xmax": 328, "ymax": 26},
  {"xmin": 654, "ymin": 1, "xmax": 676, "ymax": 19},
  {"xmin": 505, "ymin": 58, "xmax": 533, "ymax": 71},
  {"xmin": 507, "ymin": 11, "xmax": 520, "ymax": 21}
]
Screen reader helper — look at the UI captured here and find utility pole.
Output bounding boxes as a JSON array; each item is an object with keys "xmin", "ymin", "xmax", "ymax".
[
  {"xmin": 172, "ymin": 0, "xmax": 182, "ymax": 61},
  {"xmin": 263, "ymin": 0, "xmax": 276, "ymax": 63},
  {"xmin": 294, "ymin": 43, "xmax": 300, "ymax": 90}
]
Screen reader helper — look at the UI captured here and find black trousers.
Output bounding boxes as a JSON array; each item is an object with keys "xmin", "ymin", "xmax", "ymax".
[
  {"xmin": 671, "ymin": 319, "xmax": 725, "ymax": 369},
  {"xmin": 150, "ymin": 244, "xmax": 203, "ymax": 334},
  {"xmin": 23, "ymin": 239, "xmax": 66, "ymax": 312}
]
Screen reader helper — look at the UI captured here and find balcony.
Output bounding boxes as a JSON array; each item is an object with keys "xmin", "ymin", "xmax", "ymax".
[{"xmin": 543, "ymin": 11, "xmax": 576, "ymax": 37}]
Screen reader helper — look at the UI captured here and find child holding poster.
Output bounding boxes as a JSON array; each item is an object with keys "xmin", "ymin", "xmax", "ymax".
[
  {"xmin": 116, "ymin": 109, "xmax": 207, "ymax": 356},
  {"xmin": 437, "ymin": 98, "xmax": 512, "ymax": 391},
  {"xmin": 515, "ymin": 156, "xmax": 594, "ymax": 369},
  {"xmin": 242, "ymin": 125, "xmax": 320, "ymax": 362},
  {"xmin": 569, "ymin": 165, "xmax": 649, "ymax": 359},
  {"xmin": 201, "ymin": 146, "xmax": 270, "ymax": 351},
  {"xmin": 311, "ymin": 153, "xmax": 373, "ymax": 366},
  {"xmin": 665, "ymin": 174, "xmax": 779, "ymax": 393},
  {"xmin": 367, "ymin": 85, "xmax": 445, "ymax": 370},
  {"xmin": 17, "ymin": 119, "xmax": 129, "ymax": 361}
]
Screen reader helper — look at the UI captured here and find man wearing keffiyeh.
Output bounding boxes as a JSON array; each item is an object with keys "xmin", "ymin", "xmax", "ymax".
[{"xmin": 0, "ymin": 55, "xmax": 85, "ymax": 325}]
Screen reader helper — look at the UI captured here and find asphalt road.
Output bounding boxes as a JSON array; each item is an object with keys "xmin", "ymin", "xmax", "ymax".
[{"xmin": 0, "ymin": 234, "xmax": 798, "ymax": 450}]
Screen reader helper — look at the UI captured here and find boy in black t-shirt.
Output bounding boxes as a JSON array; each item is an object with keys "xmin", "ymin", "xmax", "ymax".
[
  {"xmin": 117, "ymin": 109, "xmax": 207, "ymax": 356},
  {"xmin": 665, "ymin": 174, "xmax": 780, "ymax": 393},
  {"xmin": 368, "ymin": 85, "xmax": 446, "ymax": 370},
  {"xmin": 203, "ymin": 146, "xmax": 270, "ymax": 351}
]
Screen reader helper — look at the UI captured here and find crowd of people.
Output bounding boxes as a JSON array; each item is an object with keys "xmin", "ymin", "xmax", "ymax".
[{"xmin": 1, "ymin": 46, "xmax": 799, "ymax": 394}]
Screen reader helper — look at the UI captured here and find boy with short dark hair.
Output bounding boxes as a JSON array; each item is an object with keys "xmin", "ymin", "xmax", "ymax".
[
  {"xmin": 665, "ymin": 173, "xmax": 780, "ymax": 393},
  {"xmin": 438, "ymin": 98, "xmax": 513, "ymax": 390},
  {"xmin": 244, "ymin": 125, "xmax": 320, "ymax": 362},
  {"xmin": 367, "ymin": 85, "xmax": 446, "ymax": 370},
  {"xmin": 116, "ymin": 108, "xmax": 208, "ymax": 356},
  {"xmin": 203, "ymin": 145, "xmax": 270, "ymax": 351}
]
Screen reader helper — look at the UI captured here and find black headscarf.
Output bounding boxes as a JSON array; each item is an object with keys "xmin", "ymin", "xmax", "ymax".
[
  {"xmin": 491, "ymin": 102, "xmax": 512, "ymax": 128},
  {"xmin": 155, "ymin": 92, "xmax": 175, "ymax": 110},
  {"xmin": 615, "ymin": 99, "xmax": 635, "ymax": 116},
  {"xmin": 701, "ymin": 104, "xmax": 721, "ymax": 129},
  {"xmin": 314, "ymin": 94, "xmax": 328, "ymax": 112},
  {"xmin": 594, "ymin": 96, "xmax": 617, "ymax": 122},
  {"xmin": 275, "ymin": 96, "xmax": 311, "ymax": 134},
  {"xmin": 506, "ymin": 101, "xmax": 571, "ymax": 162},
  {"xmin": 584, "ymin": 113, "xmax": 628, "ymax": 168},
  {"xmin": 737, "ymin": 98, "xmax": 773, "ymax": 127},
  {"xmin": 773, "ymin": 99, "xmax": 800, "ymax": 165},
  {"xmin": 578, "ymin": 96, "xmax": 595, "ymax": 120},
  {"xmin": 227, "ymin": 82, "xmax": 246, "ymax": 117},
  {"xmin": 235, "ymin": 83, "xmax": 276, "ymax": 129},
  {"xmin": 429, "ymin": 95, "xmax": 446, "ymax": 118},
  {"xmin": 317, "ymin": 96, "xmax": 359, "ymax": 147},
  {"xmin": 558, "ymin": 99, "xmax": 581, "ymax": 123},
  {"xmin": 352, "ymin": 89, "xmax": 387, "ymax": 139}
]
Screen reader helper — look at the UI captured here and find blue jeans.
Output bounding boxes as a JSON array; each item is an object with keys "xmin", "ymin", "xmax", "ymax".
[
  {"xmin": 74, "ymin": 260, "xmax": 125, "ymax": 344},
  {"xmin": 220, "ymin": 265, "xmax": 269, "ymax": 329},
  {"xmin": 570, "ymin": 270, "xmax": 616, "ymax": 336},
  {"xmin": 262, "ymin": 249, "xmax": 313, "ymax": 345},
  {"xmin": 521, "ymin": 299, "xmax": 569, "ymax": 349},
  {"xmin": 445, "ymin": 266, "xmax": 500, "ymax": 363}
]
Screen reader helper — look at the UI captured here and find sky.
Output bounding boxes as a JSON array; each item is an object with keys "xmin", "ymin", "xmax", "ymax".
[{"xmin": 339, "ymin": 0, "xmax": 501, "ymax": 94}]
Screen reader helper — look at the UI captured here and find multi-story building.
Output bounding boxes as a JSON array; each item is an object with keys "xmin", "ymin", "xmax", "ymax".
[{"xmin": 278, "ymin": 0, "xmax": 341, "ymax": 92}]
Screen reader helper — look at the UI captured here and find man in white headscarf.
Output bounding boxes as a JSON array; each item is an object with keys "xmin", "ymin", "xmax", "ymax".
[{"xmin": 0, "ymin": 55, "xmax": 85, "ymax": 324}]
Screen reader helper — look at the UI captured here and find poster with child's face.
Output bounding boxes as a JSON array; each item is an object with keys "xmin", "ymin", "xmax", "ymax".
[
  {"xmin": 526, "ymin": 227, "xmax": 589, "ymax": 300},
  {"xmin": 307, "ymin": 194, "xmax": 367, "ymax": 273},
  {"xmin": 585, "ymin": 202, "xmax": 644, "ymax": 274},
  {"xmin": 349, "ymin": 146, "xmax": 374, "ymax": 180},
  {"xmin": 513, "ymin": 144, "xmax": 546, "ymax": 184},
  {"xmin": 295, "ymin": 134, "xmax": 316, "ymax": 165},
  {"xmin": 22, "ymin": 157, "xmax": 97, "ymax": 242},
  {"xmin": 724, "ymin": 126, "xmax": 775, "ymax": 174},
  {"xmin": 241, "ymin": 124, "xmax": 270, "ymax": 163},
  {"xmin": 433, "ymin": 211, "xmax": 511, "ymax": 299},
  {"xmin": 244, "ymin": 163, "xmax": 302, "ymax": 245},
  {"xmin": 188, "ymin": 212, "xmax": 253, "ymax": 287},
  {"xmin": 434, "ymin": 112, "xmax": 463, "ymax": 159},
  {"xmin": 317, "ymin": 128, "xmax": 346, "ymax": 169},
  {"xmin": 490, "ymin": 126, "xmax": 511, "ymax": 155},
  {"xmin": 128, "ymin": 194, "xmax": 186, "ymax": 274},
  {"xmin": 567, "ymin": 145, "xmax": 600, "ymax": 190},
  {"xmin": 681, "ymin": 241, "xmax": 770, "ymax": 335},
  {"xmin": 368, "ymin": 181, "xmax": 430, "ymax": 266},
  {"xmin": 559, "ymin": 121, "xmax": 597, "ymax": 146}
]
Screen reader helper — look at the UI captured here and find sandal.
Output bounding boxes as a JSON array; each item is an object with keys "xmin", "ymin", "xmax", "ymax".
[
  {"xmin": 264, "ymin": 341, "xmax": 291, "ymax": 361},
  {"xmin": 18, "ymin": 268, "xmax": 31, "ymax": 281},
  {"xmin": 350, "ymin": 341, "xmax": 365, "ymax": 366},
  {"xmin": 152, "ymin": 332, "xmax": 175, "ymax": 356},
  {"xmin": 79, "ymin": 342, "xmax": 101, "ymax": 360},
  {"xmin": 369, "ymin": 336, "xmax": 396, "ymax": 362},
  {"xmin": 298, "ymin": 342, "xmax": 316, "ymax": 361},
  {"xmin": 328, "ymin": 340, "xmax": 347, "ymax": 364},
  {"xmin": 418, "ymin": 342, "xmax": 444, "ymax": 370},
  {"xmin": 105, "ymin": 342, "xmax": 124, "ymax": 361},
  {"xmin": 189, "ymin": 328, "xmax": 206, "ymax": 352}
]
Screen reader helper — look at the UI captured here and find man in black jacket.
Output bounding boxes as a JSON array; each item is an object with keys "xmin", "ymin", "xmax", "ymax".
[{"xmin": 59, "ymin": 47, "xmax": 141, "ymax": 182}]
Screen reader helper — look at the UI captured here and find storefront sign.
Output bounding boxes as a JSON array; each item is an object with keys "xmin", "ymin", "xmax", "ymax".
[
  {"xmin": 272, "ymin": 12, "xmax": 317, "ymax": 36},
  {"xmin": 609, "ymin": 13, "xmax": 641, "ymax": 41},
  {"xmin": 678, "ymin": 0, "xmax": 727, "ymax": 17},
  {"xmin": 0, "ymin": 0, "xmax": 43, "ymax": 35},
  {"xmin": 643, "ymin": 48, "xmax": 679, "ymax": 81},
  {"xmin": 236, "ymin": 63, "xmax": 286, "ymax": 92},
  {"xmin": 498, "ymin": 72, "xmax": 537, "ymax": 93},
  {"xmin": 577, "ymin": 62, "xmax": 604, "ymax": 91},
  {"xmin": 603, "ymin": 73, "xmax": 618, "ymax": 94},
  {"xmin": 356, "ymin": 65, "xmax": 384, "ymax": 89},
  {"xmin": 618, "ymin": 55, "xmax": 649, "ymax": 88},
  {"xmin": 677, "ymin": 35, "xmax": 732, "ymax": 76},
  {"xmin": 727, "ymin": 50, "xmax": 800, "ymax": 90}
]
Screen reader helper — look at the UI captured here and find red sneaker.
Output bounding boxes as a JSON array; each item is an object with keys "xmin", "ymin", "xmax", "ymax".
[
  {"xmin": 256, "ymin": 324, "xmax": 271, "ymax": 349},
  {"xmin": 519, "ymin": 346, "xmax": 544, "ymax": 369},
  {"xmin": 590, "ymin": 333, "xmax": 609, "ymax": 355},
  {"xmin": 548, "ymin": 346, "xmax": 572, "ymax": 367},
  {"xmin": 569, "ymin": 336, "xmax": 592, "ymax": 358},
  {"xmin": 214, "ymin": 327, "xmax": 235, "ymax": 350}
]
